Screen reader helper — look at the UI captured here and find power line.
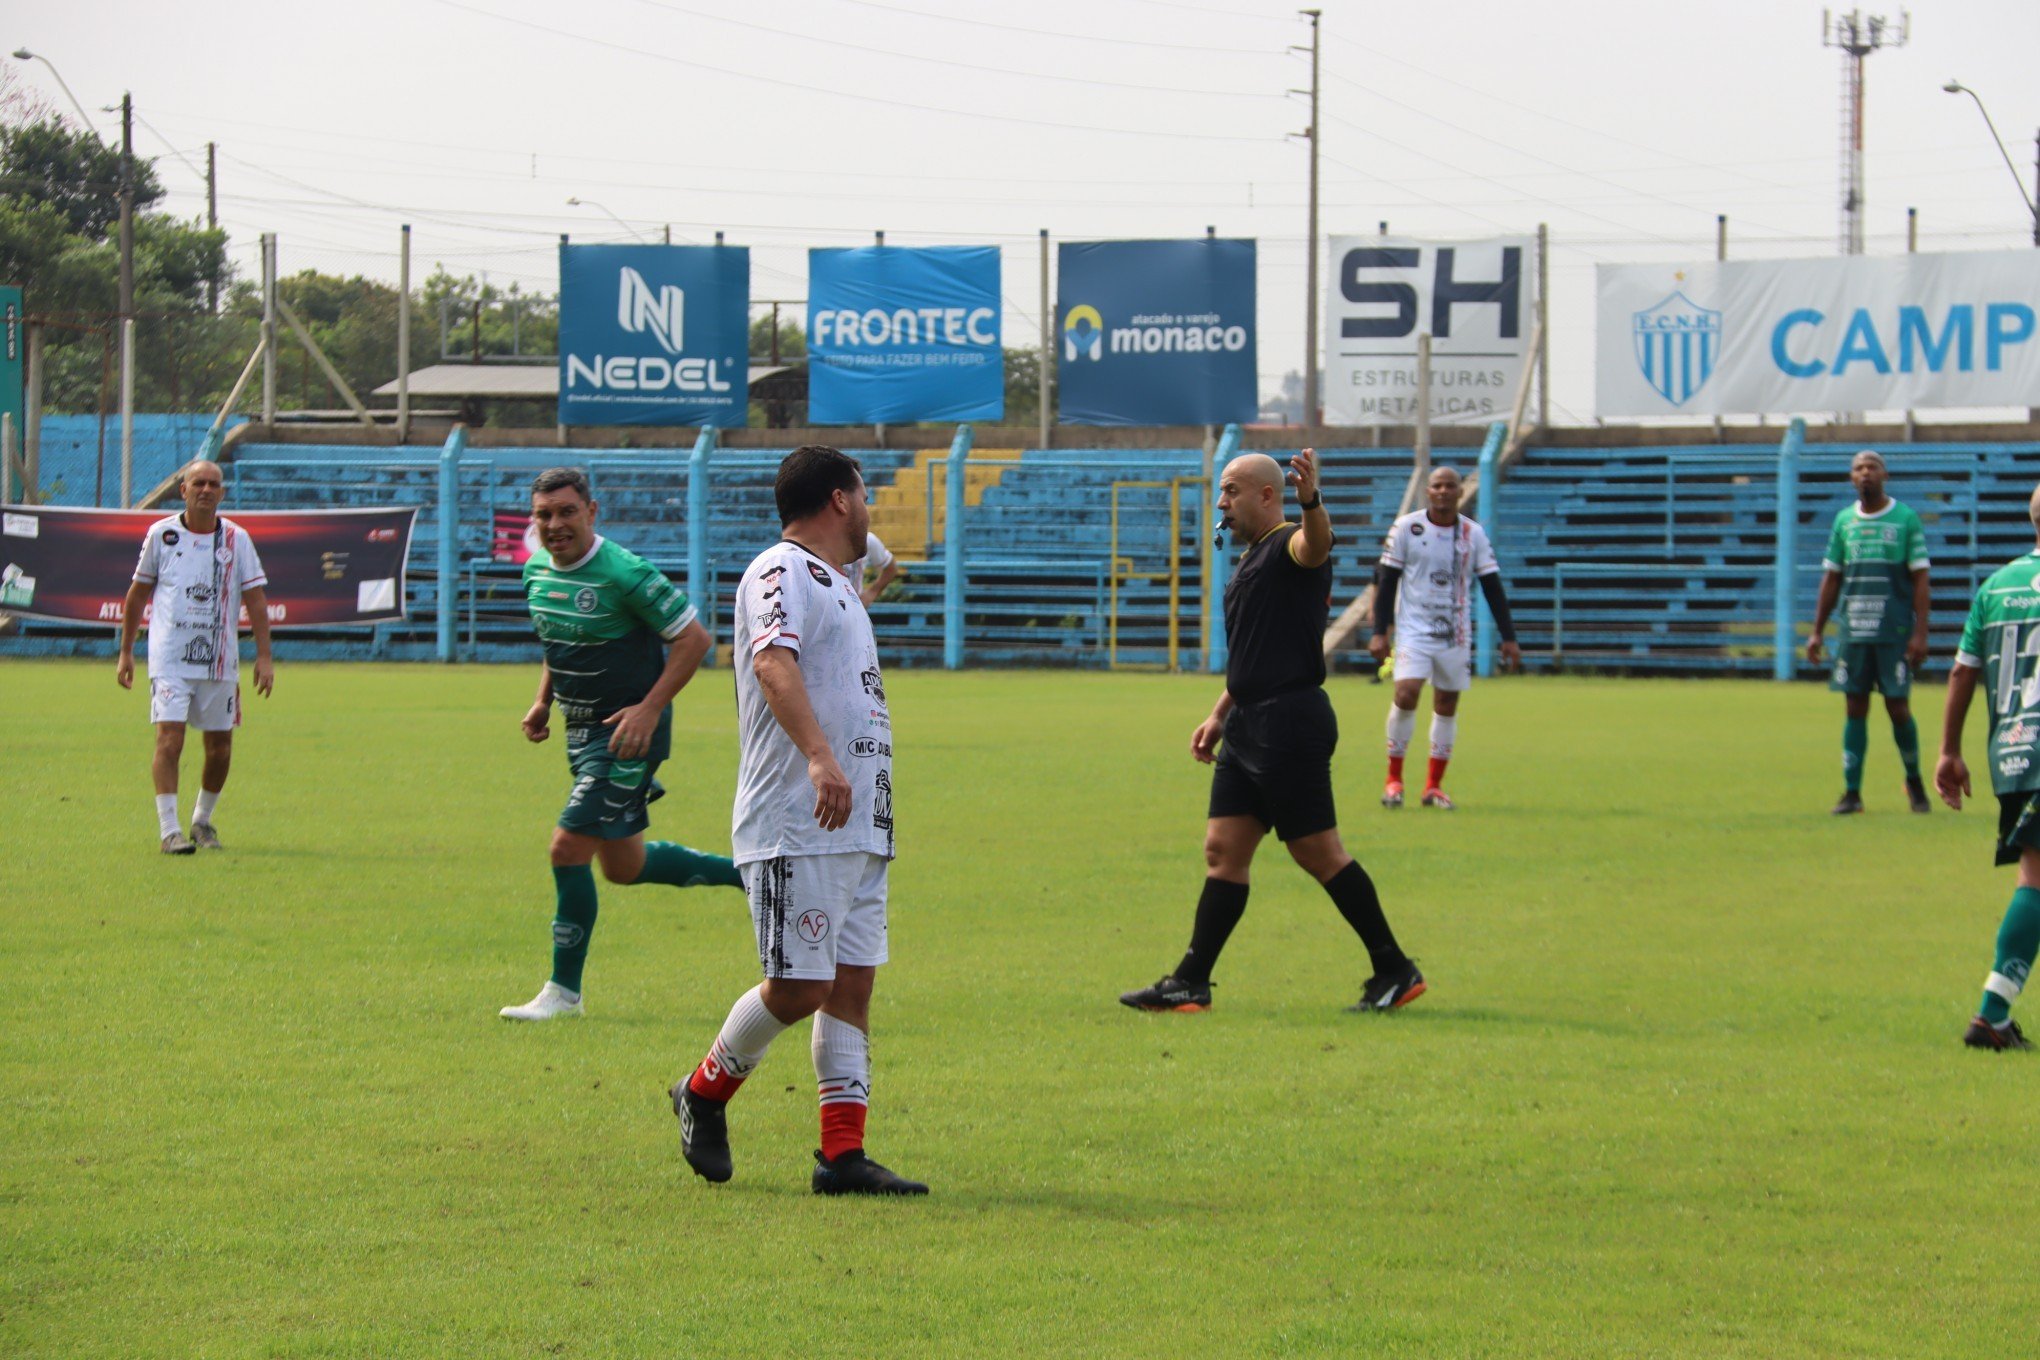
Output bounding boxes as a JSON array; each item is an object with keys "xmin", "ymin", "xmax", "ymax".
[{"xmin": 820, "ymin": 0, "xmax": 1286, "ymax": 54}]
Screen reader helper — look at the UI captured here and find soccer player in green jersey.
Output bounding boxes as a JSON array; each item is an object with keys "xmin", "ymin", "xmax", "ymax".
[
  {"xmin": 1938, "ymin": 484, "xmax": 2040, "ymax": 1051},
  {"xmin": 1807, "ymin": 450, "xmax": 1933, "ymax": 815},
  {"xmin": 500, "ymin": 467, "xmax": 742, "ymax": 1022}
]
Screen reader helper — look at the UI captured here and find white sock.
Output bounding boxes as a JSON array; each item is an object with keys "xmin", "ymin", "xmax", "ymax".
[
  {"xmin": 701, "ymin": 984, "xmax": 793, "ymax": 1087},
  {"xmin": 812, "ymin": 1010, "xmax": 872, "ymax": 1108},
  {"xmin": 1430, "ymin": 715, "xmax": 1457, "ymax": 760},
  {"xmin": 1385, "ymin": 704, "xmax": 1417, "ymax": 758},
  {"xmin": 155, "ymin": 793, "xmax": 180, "ymax": 839},
  {"xmin": 194, "ymin": 789, "xmax": 220, "ymax": 827}
]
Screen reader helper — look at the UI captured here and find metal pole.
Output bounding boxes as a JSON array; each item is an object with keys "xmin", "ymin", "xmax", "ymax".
[
  {"xmin": 1773, "ymin": 417, "xmax": 1804, "ymax": 681},
  {"xmin": 1, "ymin": 413, "xmax": 12, "ymax": 505},
  {"xmin": 1904, "ymin": 208, "xmax": 1917, "ymax": 439},
  {"xmin": 437, "ymin": 424, "xmax": 466, "ymax": 662},
  {"xmin": 24, "ymin": 324, "xmax": 41, "ymax": 497},
  {"xmin": 687, "ymin": 424, "xmax": 715, "ymax": 666},
  {"xmin": 118, "ymin": 94, "xmax": 133, "ymax": 326},
  {"xmin": 1534, "ymin": 222, "xmax": 1550, "ymax": 432},
  {"xmin": 943, "ymin": 423, "xmax": 973, "ymax": 669},
  {"xmin": 1301, "ymin": 8, "xmax": 1322, "ymax": 430},
  {"xmin": 398, "ymin": 224, "xmax": 412, "ymax": 442},
  {"xmin": 1414, "ymin": 332, "xmax": 1433, "ymax": 473},
  {"xmin": 261, "ymin": 234, "xmax": 277, "ymax": 426},
  {"xmin": 1713, "ymin": 218, "xmax": 1727, "ymax": 442},
  {"xmin": 206, "ymin": 142, "xmax": 218, "ymax": 315},
  {"xmin": 1038, "ymin": 228, "xmax": 1051, "ymax": 448},
  {"xmin": 1209, "ymin": 422, "xmax": 1242, "ymax": 673},
  {"xmin": 119, "ymin": 317, "xmax": 135, "ymax": 506},
  {"xmin": 1474, "ymin": 420, "xmax": 1505, "ymax": 677}
]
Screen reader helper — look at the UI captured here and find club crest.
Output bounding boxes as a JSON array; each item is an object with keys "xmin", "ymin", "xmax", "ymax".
[{"xmin": 1632, "ymin": 291, "xmax": 1721, "ymax": 407}]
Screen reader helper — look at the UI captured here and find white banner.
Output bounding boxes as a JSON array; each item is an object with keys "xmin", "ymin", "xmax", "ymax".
[
  {"xmin": 1596, "ymin": 249, "xmax": 2040, "ymax": 417},
  {"xmin": 1324, "ymin": 235, "xmax": 1536, "ymax": 426}
]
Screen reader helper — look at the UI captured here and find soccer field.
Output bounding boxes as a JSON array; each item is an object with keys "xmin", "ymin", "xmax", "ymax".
[{"xmin": 2, "ymin": 660, "xmax": 2027, "ymax": 1357}]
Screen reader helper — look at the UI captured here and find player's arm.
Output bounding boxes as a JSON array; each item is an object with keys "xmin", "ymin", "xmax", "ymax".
[
  {"xmin": 242, "ymin": 585, "xmax": 275, "ymax": 697},
  {"xmin": 116, "ymin": 578, "xmax": 151, "ymax": 689},
  {"xmin": 1369, "ymin": 566, "xmax": 1403, "ymax": 662},
  {"xmin": 1906, "ymin": 565, "xmax": 1931, "ymax": 670},
  {"xmin": 752, "ymin": 645, "xmax": 853, "ymax": 831},
  {"xmin": 1478, "ymin": 572, "xmax": 1523, "ymax": 671},
  {"xmin": 861, "ymin": 558, "xmax": 900, "ymax": 607},
  {"xmin": 1285, "ymin": 448, "xmax": 1332, "ymax": 568},
  {"xmin": 523, "ymin": 661, "xmax": 553, "ymax": 743},
  {"xmin": 1936, "ymin": 660, "xmax": 1979, "ymax": 810},
  {"xmin": 1191, "ymin": 689, "xmax": 1234, "ymax": 763},
  {"xmin": 1808, "ymin": 569, "xmax": 1842, "ymax": 665},
  {"xmin": 604, "ymin": 618, "xmax": 712, "ymax": 757}
]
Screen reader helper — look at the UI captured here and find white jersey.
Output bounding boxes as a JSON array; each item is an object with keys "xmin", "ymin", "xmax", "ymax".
[
  {"xmin": 132, "ymin": 514, "xmax": 267, "ymax": 682},
  {"xmin": 1379, "ymin": 510, "xmax": 1498, "ymax": 649},
  {"xmin": 846, "ymin": 531, "xmax": 893, "ymax": 584},
  {"xmin": 731, "ymin": 540, "xmax": 894, "ymax": 865}
]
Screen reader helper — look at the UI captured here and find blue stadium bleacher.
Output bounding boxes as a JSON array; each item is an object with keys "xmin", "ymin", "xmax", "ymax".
[{"xmin": 23, "ymin": 414, "xmax": 247, "ymax": 507}]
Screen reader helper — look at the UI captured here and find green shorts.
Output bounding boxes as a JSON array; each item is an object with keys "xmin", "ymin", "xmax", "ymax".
[
  {"xmin": 560, "ymin": 724, "xmax": 667, "ymax": 841},
  {"xmin": 1997, "ymin": 792, "xmax": 2040, "ymax": 867},
  {"xmin": 1829, "ymin": 642, "xmax": 1912, "ymax": 699}
]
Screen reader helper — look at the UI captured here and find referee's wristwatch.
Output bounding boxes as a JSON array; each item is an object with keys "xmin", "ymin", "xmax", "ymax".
[{"xmin": 1299, "ymin": 491, "xmax": 1322, "ymax": 511}]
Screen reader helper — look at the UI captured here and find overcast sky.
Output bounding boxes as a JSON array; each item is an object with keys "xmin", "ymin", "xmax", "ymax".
[{"xmin": 11, "ymin": 0, "xmax": 2038, "ymax": 425}]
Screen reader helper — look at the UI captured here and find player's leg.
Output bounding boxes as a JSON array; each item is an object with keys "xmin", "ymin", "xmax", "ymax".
[
  {"xmin": 189, "ymin": 686, "xmax": 236, "ymax": 849},
  {"xmin": 1385, "ymin": 673, "xmax": 1427, "ymax": 808},
  {"xmin": 148, "ymin": 677, "xmax": 195, "ymax": 853},
  {"xmin": 1120, "ymin": 815, "xmax": 1263, "ymax": 1012},
  {"xmin": 1832, "ymin": 646, "xmax": 1872, "ymax": 813},
  {"xmin": 502, "ymin": 826, "xmax": 604, "ymax": 1021},
  {"xmin": 625, "ymin": 837, "xmax": 742, "ymax": 890},
  {"xmin": 1881, "ymin": 670, "xmax": 1929, "ymax": 812},
  {"xmin": 1966, "ymin": 803, "xmax": 2040, "ymax": 1050},
  {"xmin": 1285, "ymin": 827, "xmax": 1424, "ymax": 1011},
  {"xmin": 1424, "ymin": 682, "xmax": 1463, "ymax": 809}
]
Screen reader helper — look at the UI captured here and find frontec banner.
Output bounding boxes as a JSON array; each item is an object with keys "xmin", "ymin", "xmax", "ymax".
[{"xmin": 808, "ymin": 245, "xmax": 1003, "ymax": 424}]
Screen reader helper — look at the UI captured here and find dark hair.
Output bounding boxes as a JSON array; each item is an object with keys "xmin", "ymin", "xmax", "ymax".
[
  {"xmin": 531, "ymin": 466, "xmax": 592, "ymax": 501},
  {"xmin": 774, "ymin": 446, "xmax": 862, "ymax": 526}
]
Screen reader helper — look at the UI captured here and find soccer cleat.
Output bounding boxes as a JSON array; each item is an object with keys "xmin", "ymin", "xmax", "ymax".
[
  {"xmin": 1420, "ymin": 787, "xmax": 1455, "ymax": 810},
  {"xmin": 1349, "ymin": 959, "xmax": 1427, "ymax": 1013},
  {"xmin": 1830, "ymin": 790, "xmax": 1864, "ymax": 815},
  {"xmin": 160, "ymin": 830, "xmax": 196, "ymax": 855},
  {"xmin": 811, "ymin": 1148, "xmax": 929, "ymax": 1196},
  {"xmin": 190, "ymin": 821, "xmax": 224, "ymax": 850},
  {"xmin": 498, "ymin": 981, "xmax": 583, "ymax": 1022},
  {"xmin": 1963, "ymin": 1017, "xmax": 2034, "ymax": 1051},
  {"xmin": 1381, "ymin": 779, "xmax": 1405, "ymax": 809},
  {"xmin": 1906, "ymin": 776, "xmax": 1931, "ymax": 815},
  {"xmin": 672, "ymin": 1082, "xmax": 733, "ymax": 1182},
  {"xmin": 1118, "ymin": 975, "xmax": 1211, "ymax": 1013}
]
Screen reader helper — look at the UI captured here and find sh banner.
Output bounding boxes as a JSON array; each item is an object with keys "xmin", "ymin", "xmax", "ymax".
[
  {"xmin": 808, "ymin": 245, "xmax": 1003, "ymax": 424},
  {"xmin": 0, "ymin": 505, "xmax": 417, "ymax": 626},
  {"xmin": 1056, "ymin": 238, "xmax": 1257, "ymax": 426},
  {"xmin": 1324, "ymin": 236, "xmax": 1535, "ymax": 426},
  {"xmin": 558, "ymin": 243, "xmax": 750, "ymax": 427},
  {"xmin": 1597, "ymin": 249, "xmax": 2040, "ymax": 417}
]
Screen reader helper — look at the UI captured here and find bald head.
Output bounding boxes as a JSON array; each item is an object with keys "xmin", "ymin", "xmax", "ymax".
[
  {"xmin": 180, "ymin": 459, "xmax": 225, "ymax": 522},
  {"xmin": 1217, "ymin": 453, "xmax": 1289, "ymax": 542}
]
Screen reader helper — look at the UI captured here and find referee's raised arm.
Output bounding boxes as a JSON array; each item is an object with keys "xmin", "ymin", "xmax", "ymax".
[{"xmin": 1285, "ymin": 447, "xmax": 1332, "ymax": 568}]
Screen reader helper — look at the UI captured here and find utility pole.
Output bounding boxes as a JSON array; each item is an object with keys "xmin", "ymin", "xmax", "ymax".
[
  {"xmin": 1823, "ymin": 9, "xmax": 1908, "ymax": 255},
  {"xmin": 118, "ymin": 94, "xmax": 134, "ymax": 321},
  {"xmin": 206, "ymin": 141, "xmax": 218, "ymax": 315},
  {"xmin": 1292, "ymin": 9, "xmax": 1322, "ymax": 429}
]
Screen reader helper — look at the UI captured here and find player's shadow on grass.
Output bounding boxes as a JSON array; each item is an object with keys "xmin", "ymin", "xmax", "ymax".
[{"xmin": 1372, "ymin": 1004, "xmax": 1638, "ymax": 1039}]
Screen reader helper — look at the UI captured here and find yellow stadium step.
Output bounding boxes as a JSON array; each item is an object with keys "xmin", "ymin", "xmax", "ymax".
[{"xmin": 867, "ymin": 448, "xmax": 1015, "ymax": 563}]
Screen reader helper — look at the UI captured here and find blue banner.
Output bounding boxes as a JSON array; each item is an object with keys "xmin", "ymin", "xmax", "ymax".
[
  {"xmin": 1056, "ymin": 239, "xmax": 1257, "ymax": 426},
  {"xmin": 807, "ymin": 246, "xmax": 1003, "ymax": 424},
  {"xmin": 558, "ymin": 244, "xmax": 749, "ymax": 427}
]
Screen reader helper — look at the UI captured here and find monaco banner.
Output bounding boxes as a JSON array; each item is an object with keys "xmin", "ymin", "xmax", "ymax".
[
  {"xmin": 1324, "ymin": 236, "xmax": 1536, "ymax": 426},
  {"xmin": 808, "ymin": 245, "xmax": 1003, "ymax": 424},
  {"xmin": 558, "ymin": 243, "xmax": 750, "ymax": 427},
  {"xmin": 0, "ymin": 505, "xmax": 417, "ymax": 627},
  {"xmin": 1597, "ymin": 249, "xmax": 2040, "ymax": 417},
  {"xmin": 1056, "ymin": 238, "xmax": 1257, "ymax": 426}
]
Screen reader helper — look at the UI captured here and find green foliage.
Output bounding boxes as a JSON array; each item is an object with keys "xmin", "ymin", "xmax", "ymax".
[
  {"xmin": 0, "ymin": 119, "xmax": 161, "ymax": 240},
  {"xmin": 749, "ymin": 309, "xmax": 805, "ymax": 361}
]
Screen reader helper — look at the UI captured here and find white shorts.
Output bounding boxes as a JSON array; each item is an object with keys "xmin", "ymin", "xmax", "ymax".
[
  {"xmin": 744, "ymin": 852, "xmax": 889, "ymax": 980},
  {"xmin": 1395, "ymin": 639, "xmax": 1471, "ymax": 691},
  {"xmin": 149, "ymin": 676, "xmax": 241, "ymax": 731}
]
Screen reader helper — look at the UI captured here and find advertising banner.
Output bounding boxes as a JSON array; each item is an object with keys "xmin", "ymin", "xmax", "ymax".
[
  {"xmin": 1324, "ymin": 236, "xmax": 1535, "ymax": 426},
  {"xmin": 0, "ymin": 286, "xmax": 21, "ymax": 444},
  {"xmin": 1597, "ymin": 249, "xmax": 2040, "ymax": 416},
  {"xmin": 558, "ymin": 244, "xmax": 750, "ymax": 427},
  {"xmin": 808, "ymin": 246, "xmax": 1003, "ymax": 424},
  {"xmin": 0, "ymin": 504, "xmax": 417, "ymax": 626},
  {"xmin": 1056, "ymin": 239, "xmax": 1256, "ymax": 426}
]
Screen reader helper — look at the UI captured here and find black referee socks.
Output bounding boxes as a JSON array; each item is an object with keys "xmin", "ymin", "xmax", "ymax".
[
  {"xmin": 1175, "ymin": 877, "xmax": 1250, "ymax": 986},
  {"xmin": 1323, "ymin": 861, "xmax": 1407, "ymax": 975}
]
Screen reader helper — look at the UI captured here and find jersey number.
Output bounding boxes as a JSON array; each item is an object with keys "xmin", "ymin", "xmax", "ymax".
[{"xmin": 1995, "ymin": 623, "xmax": 2040, "ymax": 712}]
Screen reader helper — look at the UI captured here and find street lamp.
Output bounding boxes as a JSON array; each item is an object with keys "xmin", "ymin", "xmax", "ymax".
[
  {"xmin": 565, "ymin": 196, "xmax": 647, "ymax": 243},
  {"xmin": 11, "ymin": 47, "xmax": 103, "ymax": 142},
  {"xmin": 1943, "ymin": 79, "xmax": 2040, "ymax": 245}
]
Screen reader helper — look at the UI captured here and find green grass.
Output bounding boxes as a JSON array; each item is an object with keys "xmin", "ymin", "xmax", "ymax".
[{"xmin": 2, "ymin": 660, "xmax": 2029, "ymax": 1358}]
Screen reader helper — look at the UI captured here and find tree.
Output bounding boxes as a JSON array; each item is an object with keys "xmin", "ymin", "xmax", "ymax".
[{"xmin": 1, "ymin": 118, "xmax": 161, "ymax": 241}]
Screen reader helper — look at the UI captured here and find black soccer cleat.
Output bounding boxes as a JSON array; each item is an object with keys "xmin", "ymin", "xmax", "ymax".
[
  {"xmin": 1118, "ymin": 975, "xmax": 1212, "ymax": 1013},
  {"xmin": 811, "ymin": 1148, "xmax": 929, "ymax": 1196},
  {"xmin": 1963, "ymin": 1017, "xmax": 2034, "ymax": 1051},
  {"xmin": 1906, "ymin": 776, "xmax": 1932, "ymax": 815},
  {"xmin": 671, "ymin": 1081, "xmax": 732, "ymax": 1183},
  {"xmin": 1349, "ymin": 959, "xmax": 1427, "ymax": 1013},
  {"xmin": 1830, "ymin": 790, "xmax": 1865, "ymax": 816}
]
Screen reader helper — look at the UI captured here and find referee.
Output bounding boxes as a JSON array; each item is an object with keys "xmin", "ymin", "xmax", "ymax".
[{"xmin": 1120, "ymin": 449, "xmax": 1424, "ymax": 1014}]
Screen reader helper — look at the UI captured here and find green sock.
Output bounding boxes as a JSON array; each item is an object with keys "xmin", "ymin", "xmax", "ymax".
[
  {"xmin": 549, "ymin": 864, "xmax": 599, "ymax": 994},
  {"xmin": 1981, "ymin": 887, "xmax": 2040, "ymax": 1024},
  {"xmin": 635, "ymin": 841, "xmax": 743, "ymax": 890},
  {"xmin": 1842, "ymin": 716, "xmax": 1868, "ymax": 793},
  {"xmin": 1891, "ymin": 715, "xmax": 1922, "ymax": 781}
]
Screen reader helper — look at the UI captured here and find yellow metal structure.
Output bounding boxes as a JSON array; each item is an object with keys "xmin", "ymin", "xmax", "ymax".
[
  {"xmin": 1108, "ymin": 476, "xmax": 1205, "ymax": 672},
  {"xmin": 866, "ymin": 448, "xmax": 1014, "ymax": 564}
]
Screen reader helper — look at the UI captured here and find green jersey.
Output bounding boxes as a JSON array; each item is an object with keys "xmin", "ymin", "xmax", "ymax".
[
  {"xmin": 1822, "ymin": 500, "xmax": 1929, "ymax": 645},
  {"xmin": 1957, "ymin": 551, "xmax": 2040, "ymax": 796},
  {"xmin": 523, "ymin": 536, "xmax": 696, "ymax": 741}
]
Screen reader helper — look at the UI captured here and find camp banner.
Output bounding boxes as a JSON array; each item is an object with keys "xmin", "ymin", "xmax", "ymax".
[
  {"xmin": 0, "ymin": 504, "xmax": 417, "ymax": 626},
  {"xmin": 1323, "ymin": 235, "xmax": 1536, "ymax": 426},
  {"xmin": 808, "ymin": 245, "xmax": 1003, "ymax": 424},
  {"xmin": 1597, "ymin": 249, "xmax": 2040, "ymax": 416},
  {"xmin": 1056, "ymin": 239, "xmax": 1257, "ymax": 426},
  {"xmin": 558, "ymin": 243, "xmax": 750, "ymax": 427}
]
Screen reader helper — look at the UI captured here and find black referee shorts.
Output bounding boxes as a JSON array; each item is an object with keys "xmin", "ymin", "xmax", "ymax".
[{"xmin": 1208, "ymin": 687, "xmax": 1339, "ymax": 841}]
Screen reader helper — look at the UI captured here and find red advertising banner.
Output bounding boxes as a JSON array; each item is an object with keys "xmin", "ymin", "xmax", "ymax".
[
  {"xmin": 491, "ymin": 510, "xmax": 537, "ymax": 565},
  {"xmin": 0, "ymin": 504, "xmax": 418, "ymax": 627}
]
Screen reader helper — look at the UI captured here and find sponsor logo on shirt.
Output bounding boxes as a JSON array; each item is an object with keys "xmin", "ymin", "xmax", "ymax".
[
  {"xmin": 805, "ymin": 561, "xmax": 833, "ymax": 587},
  {"xmin": 574, "ymin": 587, "xmax": 599, "ymax": 613},
  {"xmin": 848, "ymin": 737, "xmax": 891, "ymax": 758},
  {"xmin": 1408, "ymin": 522, "xmax": 1425, "ymax": 536},
  {"xmin": 2001, "ymin": 755, "xmax": 2032, "ymax": 778},
  {"xmin": 182, "ymin": 635, "xmax": 217, "ymax": 666},
  {"xmin": 872, "ymin": 768, "xmax": 893, "ymax": 833},
  {"xmin": 2003, "ymin": 720, "xmax": 2039, "ymax": 746},
  {"xmin": 755, "ymin": 605, "xmax": 787, "ymax": 630},
  {"xmin": 860, "ymin": 667, "xmax": 887, "ymax": 706}
]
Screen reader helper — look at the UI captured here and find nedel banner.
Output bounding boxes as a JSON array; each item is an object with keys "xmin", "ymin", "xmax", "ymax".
[{"xmin": 559, "ymin": 244, "xmax": 750, "ymax": 428}]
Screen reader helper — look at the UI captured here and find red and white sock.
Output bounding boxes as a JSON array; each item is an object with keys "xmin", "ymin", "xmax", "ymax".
[
  {"xmin": 687, "ymin": 985, "xmax": 789, "ymax": 1103},
  {"xmin": 1427, "ymin": 716, "xmax": 1456, "ymax": 789},
  {"xmin": 812, "ymin": 1010, "xmax": 870, "ymax": 1162},
  {"xmin": 1385, "ymin": 704, "xmax": 1416, "ymax": 778}
]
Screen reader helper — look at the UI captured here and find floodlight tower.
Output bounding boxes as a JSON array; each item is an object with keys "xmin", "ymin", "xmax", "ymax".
[{"xmin": 1823, "ymin": 9, "xmax": 1908, "ymax": 255}]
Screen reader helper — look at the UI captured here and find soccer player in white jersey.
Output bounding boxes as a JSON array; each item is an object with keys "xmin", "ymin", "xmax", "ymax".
[
  {"xmin": 672, "ymin": 446, "xmax": 926, "ymax": 1196},
  {"xmin": 115, "ymin": 460, "xmax": 274, "ymax": 854},
  {"xmin": 845, "ymin": 530, "xmax": 899, "ymax": 608},
  {"xmin": 1369, "ymin": 466, "xmax": 1521, "ymax": 810}
]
